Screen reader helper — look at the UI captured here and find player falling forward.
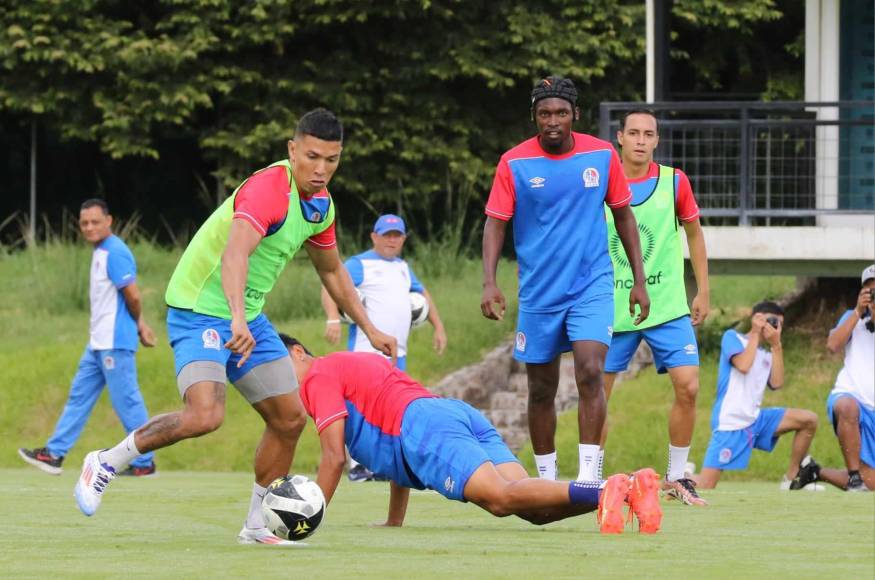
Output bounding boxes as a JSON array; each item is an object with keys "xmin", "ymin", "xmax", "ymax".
[
  {"xmin": 282, "ymin": 335, "xmax": 663, "ymax": 535},
  {"xmin": 73, "ymin": 109, "xmax": 396, "ymax": 546}
]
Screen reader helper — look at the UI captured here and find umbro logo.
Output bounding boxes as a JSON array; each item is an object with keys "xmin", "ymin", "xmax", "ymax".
[{"xmin": 529, "ymin": 176, "xmax": 546, "ymax": 188}]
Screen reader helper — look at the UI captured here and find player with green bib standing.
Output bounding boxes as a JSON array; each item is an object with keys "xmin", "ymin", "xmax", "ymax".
[
  {"xmin": 601, "ymin": 110, "xmax": 710, "ymax": 506},
  {"xmin": 74, "ymin": 109, "xmax": 397, "ymax": 545}
]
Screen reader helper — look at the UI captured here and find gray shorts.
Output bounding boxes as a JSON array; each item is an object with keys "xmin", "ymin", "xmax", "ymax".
[{"xmin": 176, "ymin": 356, "xmax": 298, "ymax": 405}]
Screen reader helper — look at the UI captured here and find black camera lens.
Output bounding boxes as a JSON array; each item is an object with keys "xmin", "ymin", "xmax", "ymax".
[{"xmin": 766, "ymin": 316, "xmax": 779, "ymax": 329}]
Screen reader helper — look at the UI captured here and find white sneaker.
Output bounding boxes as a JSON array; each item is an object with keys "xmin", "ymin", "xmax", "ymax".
[
  {"xmin": 74, "ymin": 451, "xmax": 116, "ymax": 516},
  {"xmin": 237, "ymin": 526, "xmax": 307, "ymax": 547}
]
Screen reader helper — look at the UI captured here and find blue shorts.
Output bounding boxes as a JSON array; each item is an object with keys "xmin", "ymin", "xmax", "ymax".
[
  {"xmin": 703, "ymin": 408, "xmax": 787, "ymax": 470},
  {"xmin": 605, "ymin": 315, "xmax": 699, "ymax": 374},
  {"xmin": 400, "ymin": 398, "xmax": 519, "ymax": 501},
  {"xmin": 827, "ymin": 392, "xmax": 875, "ymax": 469},
  {"xmin": 514, "ymin": 292, "xmax": 614, "ymax": 364},
  {"xmin": 166, "ymin": 308, "xmax": 289, "ymax": 384}
]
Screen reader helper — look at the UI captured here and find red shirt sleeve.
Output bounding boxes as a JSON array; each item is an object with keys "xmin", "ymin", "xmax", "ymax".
[
  {"xmin": 306, "ymin": 218, "xmax": 337, "ymax": 249},
  {"xmin": 605, "ymin": 149, "xmax": 632, "ymax": 208},
  {"xmin": 302, "ymin": 372, "xmax": 348, "ymax": 433},
  {"xmin": 232, "ymin": 168, "xmax": 290, "ymax": 236},
  {"xmin": 674, "ymin": 169, "xmax": 700, "ymax": 222},
  {"xmin": 485, "ymin": 157, "xmax": 516, "ymax": 221}
]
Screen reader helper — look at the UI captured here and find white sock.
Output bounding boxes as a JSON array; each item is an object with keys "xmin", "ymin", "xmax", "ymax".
[
  {"xmin": 245, "ymin": 483, "xmax": 268, "ymax": 530},
  {"xmin": 98, "ymin": 432, "xmax": 140, "ymax": 471},
  {"xmin": 597, "ymin": 449, "xmax": 605, "ymax": 480},
  {"xmin": 577, "ymin": 444, "xmax": 600, "ymax": 481},
  {"xmin": 667, "ymin": 444, "xmax": 691, "ymax": 482},
  {"xmin": 534, "ymin": 452, "xmax": 557, "ymax": 480}
]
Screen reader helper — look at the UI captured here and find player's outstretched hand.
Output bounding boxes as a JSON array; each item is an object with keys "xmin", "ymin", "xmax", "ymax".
[
  {"xmin": 367, "ymin": 329, "xmax": 398, "ymax": 363},
  {"xmin": 138, "ymin": 321, "xmax": 157, "ymax": 347},
  {"xmin": 629, "ymin": 282, "xmax": 651, "ymax": 326},
  {"xmin": 226, "ymin": 317, "xmax": 256, "ymax": 368},
  {"xmin": 433, "ymin": 325, "xmax": 447, "ymax": 355},
  {"xmin": 690, "ymin": 292, "xmax": 710, "ymax": 326},
  {"xmin": 481, "ymin": 283, "xmax": 506, "ymax": 321}
]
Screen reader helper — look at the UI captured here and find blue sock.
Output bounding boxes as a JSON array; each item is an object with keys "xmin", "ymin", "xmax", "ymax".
[{"xmin": 568, "ymin": 480, "xmax": 603, "ymax": 506}]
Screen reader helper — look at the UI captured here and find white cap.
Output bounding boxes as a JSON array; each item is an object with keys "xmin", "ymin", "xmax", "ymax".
[{"xmin": 862, "ymin": 264, "xmax": 875, "ymax": 285}]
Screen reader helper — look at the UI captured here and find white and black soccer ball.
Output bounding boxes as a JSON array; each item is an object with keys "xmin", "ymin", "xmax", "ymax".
[
  {"xmin": 262, "ymin": 475, "xmax": 326, "ymax": 541},
  {"xmin": 338, "ymin": 288, "xmax": 366, "ymax": 325},
  {"xmin": 410, "ymin": 292, "xmax": 429, "ymax": 328}
]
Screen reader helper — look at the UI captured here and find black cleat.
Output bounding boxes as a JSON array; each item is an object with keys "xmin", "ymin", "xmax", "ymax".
[
  {"xmin": 847, "ymin": 472, "xmax": 869, "ymax": 492},
  {"xmin": 18, "ymin": 447, "xmax": 63, "ymax": 475},
  {"xmin": 118, "ymin": 462, "xmax": 158, "ymax": 477},
  {"xmin": 348, "ymin": 463, "xmax": 376, "ymax": 483},
  {"xmin": 789, "ymin": 455, "xmax": 820, "ymax": 490}
]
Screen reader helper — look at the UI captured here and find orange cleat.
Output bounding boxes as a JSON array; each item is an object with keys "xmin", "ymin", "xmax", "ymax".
[
  {"xmin": 628, "ymin": 468, "xmax": 663, "ymax": 534},
  {"xmin": 598, "ymin": 473, "xmax": 631, "ymax": 534}
]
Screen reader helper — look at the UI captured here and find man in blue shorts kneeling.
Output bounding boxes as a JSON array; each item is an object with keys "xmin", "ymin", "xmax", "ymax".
[{"xmin": 692, "ymin": 302, "xmax": 821, "ymax": 490}]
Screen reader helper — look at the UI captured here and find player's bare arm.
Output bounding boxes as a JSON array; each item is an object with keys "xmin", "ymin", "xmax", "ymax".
[
  {"xmin": 610, "ymin": 205, "xmax": 650, "ymax": 324},
  {"xmin": 314, "ymin": 419, "xmax": 347, "ymax": 504},
  {"xmin": 376, "ymin": 481, "xmax": 410, "ymax": 527},
  {"xmin": 307, "ymin": 244, "xmax": 398, "ymax": 361},
  {"xmin": 422, "ymin": 289, "xmax": 447, "ymax": 354},
  {"xmin": 731, "ymin": 314, "xmax": 766, "ymax": 373},
  {"xmin": 481, "ymin": 217, "xmax": 507, "ymax": 321},
  {"xmin": 763, "ymin": 316, "xmax": 785, "ymax": 388},
  {"xmin": 320, "ymin": 284, "xmax": 343, "ymax": 344},
  {"xmin": 221, "ymin": 219, "xmax": 262, "ymax": 367},
  {"xmin": 683, "ymin": 218, "xmax": 710, "ymax": 326},
  {"xmin": 121, "ymin": 282, "xmax": 156, "ymax": 347},
  {"xmin": 827, "ymin": 287, "xmax": 871, "ymax": 352}
]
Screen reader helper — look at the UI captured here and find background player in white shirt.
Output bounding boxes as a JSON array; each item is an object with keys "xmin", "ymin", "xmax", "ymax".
[
  {"xmin": 321, "ymin": 214, "xmax": 447, "ymax": 480},
  {"xmin": 692, "ymin": 302, "xmax": 821, "ymax": 490},
  {"xmin": 817, "ymin": 265, "xmax": 875, "ymax": 491}
]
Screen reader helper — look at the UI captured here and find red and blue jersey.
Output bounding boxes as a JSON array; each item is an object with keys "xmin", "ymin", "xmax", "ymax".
[
  {"xmin": 299, "ymin": 352, "xmax": 437, "ymax": 488},
  {"xmin": 486, "ymin": 133, "xmax": 631, "ymax": 312},
  {"xmin": 627, "ymin": 162, "xmax": 700, "ymax": 222}
]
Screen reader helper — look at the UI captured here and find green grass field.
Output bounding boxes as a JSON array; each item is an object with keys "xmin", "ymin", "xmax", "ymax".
[{"xmin": 1, "ymin": 469, "xmax": 872, "ymax": 578}]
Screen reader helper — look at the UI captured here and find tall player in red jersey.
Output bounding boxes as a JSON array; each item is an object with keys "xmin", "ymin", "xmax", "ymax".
[
  {"xmin": 282, "ymin": 335, "xmax": 663, "ymax": 534},
  {"xmin": 481, "ymin": 76, "xmax": 649, "ymax": 483}
]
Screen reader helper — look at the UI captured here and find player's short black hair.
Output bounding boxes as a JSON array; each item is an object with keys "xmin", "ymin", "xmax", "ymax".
[
  {"xmin": 279, "ymin": 333, "xmax": 313, "ymax": 356},
  {"xmin": 295, "ymin": 108, "xmax": 343, "ymax": 142},
  {"xmin": 619, "ymin": 109, "xmax": 659, "ymax": 133},
  {"xmin": 80, "ymin": 198, "xmax": 109, "ymax": 215},
  {"xmin": 531, "ymin": 75, "xmax": 578, "ymax": 111},
  {"xmin": 752, "ymin": 301, "xmax": 784, "ymax": 316}
]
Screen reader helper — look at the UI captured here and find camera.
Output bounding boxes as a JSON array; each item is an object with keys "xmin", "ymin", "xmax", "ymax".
[
  {"xmin": 766, "ymin": 316, "xmax": 780, "ymax": 329},
  {"xmin": 870, "ymin": 288, "xmax": 875, "ymax": 302}
]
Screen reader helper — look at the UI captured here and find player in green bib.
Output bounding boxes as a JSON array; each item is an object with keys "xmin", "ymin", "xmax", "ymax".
[
  {"xmin": 74, "ymin": 109, "xmax": 397, "ymax": 545},
  {"xmin": 601, "ymin": 110, "xmax": 711, "ymax": 506}
]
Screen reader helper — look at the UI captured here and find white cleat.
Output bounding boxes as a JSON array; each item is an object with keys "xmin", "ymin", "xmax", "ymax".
[
  {"xmin": 237, "ymin": 526, "xmax": 307, "ymax": 547},
  {"xmin": 74, "ymin": 451, "xmax": 116, "ymax": 516}
]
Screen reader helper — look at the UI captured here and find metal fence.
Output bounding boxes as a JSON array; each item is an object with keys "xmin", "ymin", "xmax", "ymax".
[{"xmin": 598, "ymin": 101, "xmax": 875, "ymax": 225}]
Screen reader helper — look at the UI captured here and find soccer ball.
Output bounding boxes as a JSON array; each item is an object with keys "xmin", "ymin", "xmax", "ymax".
[
  {"xmin": 338, "ymin": 288, "xmax": 366, "ymax": 324},
  {"xmin": 261, "ymin": 475, "xmax": 326, "ymax": 541},
  {"xmin": 410, "ymin": 291, "xmax": 429, "ymax": 327}
]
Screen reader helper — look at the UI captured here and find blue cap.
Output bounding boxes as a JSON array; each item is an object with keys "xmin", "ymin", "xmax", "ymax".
[{"xmin": 373, "ymin": 214, "xmax": 406, "ymax": 235}]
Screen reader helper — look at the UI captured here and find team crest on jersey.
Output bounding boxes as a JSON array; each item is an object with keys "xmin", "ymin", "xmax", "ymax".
[
  {"xmin": 582, "ymin": 167, "xmax": 600, "ymax": 188},
  {"xmin": 103, "ymin": 355, "xmax": 115, "ymax": 370},
  {"xmin": 516, "ymin": 331, "xmax": 526, "ymax": 352},
  {"xmin": 202, "ymin": 329, "xmax": 221, "ymax": 351},
  {"xmin": 719, "ymin": 448, "xmax": 733, "ymax": 464},
  {"xmin": 529, "ymin": 176, "xmax": 546, "ymax": 189}
]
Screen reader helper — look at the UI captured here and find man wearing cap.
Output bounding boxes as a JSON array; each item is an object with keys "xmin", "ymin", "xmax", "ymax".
[
  {"xmin": 481, "ymin": 75, "xmax": 649, "ymax": 483},
  {"xmin": 322, "ymin": 215, "xmax": 447, "ymax": 481},
  {"xmin": 818, "ymin": 265, "xmax": 875, "ymax": 491}
]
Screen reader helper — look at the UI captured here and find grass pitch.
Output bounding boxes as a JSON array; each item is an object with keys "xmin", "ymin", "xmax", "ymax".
[{"xmin": 2, "ymin": 469, "xmax": 872, "ymax": 579}]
